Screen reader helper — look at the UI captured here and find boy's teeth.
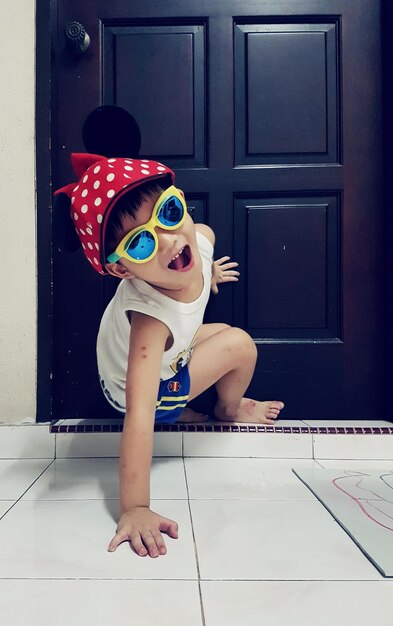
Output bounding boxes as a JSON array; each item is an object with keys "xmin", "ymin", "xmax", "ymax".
[{"xmin": 172, "ymin": 247, "xmax": 184, "ymax": 261}]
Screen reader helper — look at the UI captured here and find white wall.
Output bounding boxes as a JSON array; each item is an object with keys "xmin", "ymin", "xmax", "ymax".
[{"xmin": 0, "ymin": 0, "xmax": 36, "ymax": 423}]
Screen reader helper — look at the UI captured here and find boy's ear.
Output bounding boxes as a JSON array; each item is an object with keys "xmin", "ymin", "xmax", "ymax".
[{"xmin": 105, "ymin": 262, "xmax": 135, "ymax": 279}]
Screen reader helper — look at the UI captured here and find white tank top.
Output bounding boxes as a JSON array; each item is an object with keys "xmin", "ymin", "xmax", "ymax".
[{"xmin": 96, "ymin": 232, "xmax": 213, "ymax": 409}]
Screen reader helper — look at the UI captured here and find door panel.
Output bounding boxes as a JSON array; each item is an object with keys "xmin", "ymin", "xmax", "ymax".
[
  {"xmin": 53, "ymin": 0, "xmax": 385, "ymax": 420},
  {"xmin": 234, "ymin": 195, "xmax": 340, "ymax": 337},
  {"xmin": 234, "ymin": 21, "xmax": 339, "ymax": 164},
  {"xmin": 103, "ymin": 23, "xmax": 206, "ymax": 166}
]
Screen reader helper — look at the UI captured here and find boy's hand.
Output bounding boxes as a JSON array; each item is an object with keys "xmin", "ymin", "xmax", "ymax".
[
  {"xmin": 211, "ymin": 256, "xmax": 240, "ymax": 295},
  {"xmin": 107, "ymin": 506, "xmax": 178, "ymax": 557}
]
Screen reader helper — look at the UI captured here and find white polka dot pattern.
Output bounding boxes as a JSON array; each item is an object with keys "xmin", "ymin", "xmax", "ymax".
[{"xmin": 55, "ymin": 153, "xmax": 175, "ymax": 275}]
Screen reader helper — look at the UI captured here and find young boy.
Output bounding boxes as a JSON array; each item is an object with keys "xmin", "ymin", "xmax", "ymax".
[{"xmin": 55, "ymin": 153, "xmax": 284, "ymax": 558}]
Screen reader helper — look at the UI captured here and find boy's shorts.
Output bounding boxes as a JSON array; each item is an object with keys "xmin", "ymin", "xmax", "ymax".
[
  {"xmin": 154, "ymin": 366, "xmax": 191, "ymax": 424},
  {"xmin": 100, "ymin": 365, "xmax": 190, "ymax": 424}
]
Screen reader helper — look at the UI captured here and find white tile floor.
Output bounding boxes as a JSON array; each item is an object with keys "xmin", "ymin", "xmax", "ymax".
[{"xmin": 1, "ymin": 423, "xmax": 393, "ymax": 625}]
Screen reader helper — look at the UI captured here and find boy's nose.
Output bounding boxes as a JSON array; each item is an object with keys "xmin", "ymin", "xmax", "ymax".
[
  {"xmin": 156, "ymin": 228, "xmax": 178, "ymax": 247},
  {"xmin": 157, "ymin": 229, "xmax": 187, "ymax": 259},
  {"xmin": 156, "ymin": 225, "xmax": 181, "ymax": 240}
]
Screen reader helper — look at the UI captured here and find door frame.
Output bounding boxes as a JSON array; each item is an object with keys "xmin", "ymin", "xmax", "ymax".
[
  {"xmin": 36, "ymin": 0, "xmax": 57, "ymax": 422},
  {"xmin": 35, "ymin": 0, "xmax": 393, "ymax": 423}
]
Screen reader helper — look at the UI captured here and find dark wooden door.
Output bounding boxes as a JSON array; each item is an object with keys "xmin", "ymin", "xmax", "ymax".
[{"xmin": 52, "ymin": 0, "xmax": 386, "ymax": 420}]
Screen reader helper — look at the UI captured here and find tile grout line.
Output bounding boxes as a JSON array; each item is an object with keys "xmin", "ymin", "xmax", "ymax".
[
  {"xmin": 183, "ymin": 457, "xmax": 206, "ymax": 626},
  {"xmin": 0, "ymin": 576, "xmax": 385, "ymax": 581},
  {"xmin": 0, "ymin": 459, "xmax": 56, "ymax": 521},
  {"xmin": 189, "ymin": 577, "xmax": 388, "ymax": 583}
]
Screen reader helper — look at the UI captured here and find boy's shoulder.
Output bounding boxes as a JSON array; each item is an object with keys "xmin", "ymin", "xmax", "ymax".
[{"xmin": 195, "ymin": 223, "xmax": 215, "ymax": 247}]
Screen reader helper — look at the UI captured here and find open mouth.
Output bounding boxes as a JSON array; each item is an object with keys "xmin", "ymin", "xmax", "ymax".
[{"xmin": 168, "ymin": 244, "xmax": 193, "ymax": 271}]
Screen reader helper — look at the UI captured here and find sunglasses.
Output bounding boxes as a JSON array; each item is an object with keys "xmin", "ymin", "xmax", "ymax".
[{"xmin": 106, "ymin": 185, "xmax": 187, "ymax": 264}]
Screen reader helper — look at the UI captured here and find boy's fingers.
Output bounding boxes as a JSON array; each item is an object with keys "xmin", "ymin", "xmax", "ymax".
[
  {"xmin": 141, "ymin": 531, "xmax": 160, "ymax": 558},
  {"xmin": 107, "ymin": 539, "xmax": 117, "ymax": 552},
  {"xmin": 220, "ymin": 276, "xmax": 239, "ymax": 283},
  {"xmin": 220, "ymin": 262, "xmax": 239, "ymax": 270},
  {"xmin": 160, "ymin": 518, "xmax": 179, "ymax": 539},
  {"xmin": 107, "ymin": 531, "xmax": 127, "ymax": 552},
  {"xmin": 151, "ymin": 529, "xmax": 167, "ymax": 555},
  {"xmin": 215, "ymin": 256, "xmax": 231, "ymax": 264},
  {"xmin": 130, "ymin": 532, "xmax": 148, "ymax": 557}
]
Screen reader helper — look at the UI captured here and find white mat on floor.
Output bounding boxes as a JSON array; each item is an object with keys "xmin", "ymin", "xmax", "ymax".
[{"xmin": 293, "ymin": 468, "xmax": 393, "ymax": 578}]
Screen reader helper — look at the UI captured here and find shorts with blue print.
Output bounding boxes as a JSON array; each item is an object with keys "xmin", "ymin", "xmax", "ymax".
[
  {"xmin": 99, "ymin": 365, "xmax": 190, "ymax": 424},
  {"xmin": 154, "ymin": 366, "xmax": 191, "ymax": 424}
]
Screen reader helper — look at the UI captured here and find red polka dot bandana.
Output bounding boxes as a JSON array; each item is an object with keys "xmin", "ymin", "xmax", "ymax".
[{"xmin": 54, "ymin": 153, "xmax": 175, "ymax": 275}]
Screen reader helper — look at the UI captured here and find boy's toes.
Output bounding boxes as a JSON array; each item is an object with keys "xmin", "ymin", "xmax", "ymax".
[
  {"xmin": 266, "ymin": 401, "xmax": 284, "ymax": 420},
  {"xmin": 270, "ymin": 401, "xmax": 284, "ymax": 411}
]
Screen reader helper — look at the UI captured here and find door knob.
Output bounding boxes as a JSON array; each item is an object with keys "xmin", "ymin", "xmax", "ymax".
[{"xmin": 64, "ymin": 21, "xmax": 90, "ymax": 56}]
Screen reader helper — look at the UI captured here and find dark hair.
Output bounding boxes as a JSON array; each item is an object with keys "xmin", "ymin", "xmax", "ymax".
[{"xmin": 104, "ymin": 174, "xmax": 172, "ymax": 258}]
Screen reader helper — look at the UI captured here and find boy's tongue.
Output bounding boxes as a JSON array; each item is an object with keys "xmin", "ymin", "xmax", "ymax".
[{"xmin": 170, "ymin": 255, "xmax": 184, "ymax": 270}]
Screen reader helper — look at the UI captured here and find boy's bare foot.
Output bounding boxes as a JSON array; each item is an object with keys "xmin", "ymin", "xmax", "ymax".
[
  {"xmin": 176, "ymin": 407, "xmax": 209, "ymax": 423},
  {"xmin": 214, "ymin": 398, "xmax": 284, "ymax": 425}
]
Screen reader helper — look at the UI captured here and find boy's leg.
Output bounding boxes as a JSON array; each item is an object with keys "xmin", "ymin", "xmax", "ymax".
[
  {"xmin": 186, "ymin": 324, "xmax": 284, "ymax": 424},
  {"xmin": 177, "ymin": 324, "xmax": 230, "ymax": 423}
]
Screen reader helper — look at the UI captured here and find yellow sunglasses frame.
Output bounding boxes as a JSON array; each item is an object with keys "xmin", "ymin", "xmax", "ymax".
[{"xmin": 106, "ymin": 185, "xmax": 187, "ymax": 264}]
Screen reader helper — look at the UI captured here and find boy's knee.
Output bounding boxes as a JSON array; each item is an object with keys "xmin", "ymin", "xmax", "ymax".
[
  {"xmin": 225, "ymin": 327, "xmax": 257, "ymax": 360},
  {"xmin": 216, "ymin": 323, "xmax": 231, "ymax": 333}
]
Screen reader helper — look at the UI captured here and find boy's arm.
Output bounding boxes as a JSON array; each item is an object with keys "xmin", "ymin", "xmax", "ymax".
[
  {"xmin": 195, "ymin": 223, "xmax": 239, "ymax": 295},
  {"xmin": 108, "ymin": 311, "xmax": 178, "ymax": 557},
  {"xmin": 119, "ymin": 311, "xmax": 166, "ymax": 511}
]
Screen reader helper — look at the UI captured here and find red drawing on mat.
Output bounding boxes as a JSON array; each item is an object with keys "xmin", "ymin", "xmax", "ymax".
[{"xmin": 332, "ymin": 472, "xmax": 393, "ymax": 531}]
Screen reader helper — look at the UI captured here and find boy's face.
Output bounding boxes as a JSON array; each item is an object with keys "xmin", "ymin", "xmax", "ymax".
[{"xmin": 105, "ymin": 188, "xmax": 201, "ymax": 292}]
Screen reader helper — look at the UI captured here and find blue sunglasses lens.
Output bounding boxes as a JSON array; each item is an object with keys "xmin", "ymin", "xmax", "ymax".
[
  {"xmin": 126, "ymin": 230, "xmax": 156, "ymax": 261},
  {"xmin": 158, "ymin": 196, "xmax": 184, "ymax": 227}
]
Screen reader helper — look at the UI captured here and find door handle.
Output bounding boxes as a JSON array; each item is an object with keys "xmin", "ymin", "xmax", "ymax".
[{"xmin": 64, "ymin": 21, "xmax": 90, "ymax": 56}]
